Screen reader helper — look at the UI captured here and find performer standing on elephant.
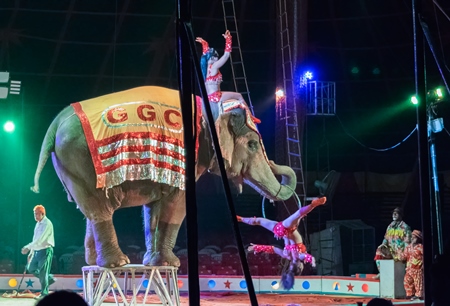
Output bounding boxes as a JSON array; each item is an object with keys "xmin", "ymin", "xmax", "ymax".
[
  {"xmin": 399, "ymin": 230, "xmax": 423, "ymax": 301},
  {"xmin": 196, "ymin": 30, "xmax": 247, "ymax": 105},
  {"xmin": 373, "ymin": 207, "xmax": 412, "ymax": 279},
  {"xmin": 21, "ymin": 205, "xmax": 55, "ymax": 300},
  {"xmin": 238, "ymin": 197, "xmax": 326, "ymax": 289}
]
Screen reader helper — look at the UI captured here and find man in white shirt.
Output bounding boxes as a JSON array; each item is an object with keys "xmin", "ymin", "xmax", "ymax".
[{"xmin": 21, "ymin": 205, "xmax": 55, "ymax": 299}]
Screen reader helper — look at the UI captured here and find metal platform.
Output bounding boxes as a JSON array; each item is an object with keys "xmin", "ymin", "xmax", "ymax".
[{"xmin": 82, "ymin": 264, "xmax": 180, "ymax": 306}]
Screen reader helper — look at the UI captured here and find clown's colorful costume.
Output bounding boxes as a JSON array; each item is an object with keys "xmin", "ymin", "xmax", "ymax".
[
  {"xmin": 400, "ymin": 242, "xmax": 423, "ymax": 299},
  {"xmin": 374, "ymin": 220, "xmax": 412, "ymax": 271}
]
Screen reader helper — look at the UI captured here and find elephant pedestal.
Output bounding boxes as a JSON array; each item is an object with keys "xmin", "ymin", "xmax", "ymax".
[{"xmin": 82, "ymin": 264, "xmax": 180, "ymax": 306}]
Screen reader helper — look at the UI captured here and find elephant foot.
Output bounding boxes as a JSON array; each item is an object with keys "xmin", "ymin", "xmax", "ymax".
[
  {"xmin": 85, "ymin": 247, "xmax": 97, "ymax": 266},
  {"xmin": 142, "ymin": 250, "xmax": 152, "ymax": 266},
  {"xmin": 97, "ymin": 253, "xmax": 130, "ymax": 268},
  {"xmin": 146, "ymin": 251, "xmax": 180, "ymax": 267}
]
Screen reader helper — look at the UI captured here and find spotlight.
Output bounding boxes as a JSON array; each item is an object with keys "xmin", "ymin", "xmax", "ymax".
[
  {"xmin": 275, "ymin": 88, "xmax": 285, "ymax": 98},
  {"xmin": 410, "ymin": 95, "xmax": 419, "ymax": 105},
  {"xmin": 275, "ymin": 87, "xmax": 285, "ymax": 104},
  {"xmin": 304, "ymin": 71, "xmax": 313, "ymax": 80},
  {"xmin": 3, "ymin": 121, "xmax": 15, "ymax": 132},
  {"xmin": 427, "ymin": 87, "xmax": 446, "ymax": 104}
]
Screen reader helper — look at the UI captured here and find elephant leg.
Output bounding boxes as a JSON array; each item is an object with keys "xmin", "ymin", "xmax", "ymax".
[
  {"xmin": 85, "ymin": 219, "xmax": 97, "ymax": 265},
  {"xmin": 92, "ymin": 218, "xmax": 130, "ymax": 268},
  {"xmin": 142, "ymin": 201, "xmax": 161, "ymax": 266},
  {"xmin": 150, "ymin": 221, "xmax": 182, "ymax": 266},
  {"xmin": 150, "ymin": 191, "xmax": 186, "ymax": 267}
]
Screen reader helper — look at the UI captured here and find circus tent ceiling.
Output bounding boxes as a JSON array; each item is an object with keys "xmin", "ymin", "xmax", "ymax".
[{"xmin": 0, "ymin": 0, "xmax": 450, "ymax": 172}]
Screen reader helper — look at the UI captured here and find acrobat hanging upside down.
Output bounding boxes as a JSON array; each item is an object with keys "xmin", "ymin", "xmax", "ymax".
[{"xmin": 238, "ymin": 197, "xmax": 326, "ymax": 289}]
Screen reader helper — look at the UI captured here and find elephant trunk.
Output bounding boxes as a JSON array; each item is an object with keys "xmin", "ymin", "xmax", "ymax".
[{"xmin": 269, "ymin": 161, "xmax": 297, "ymax": 201}]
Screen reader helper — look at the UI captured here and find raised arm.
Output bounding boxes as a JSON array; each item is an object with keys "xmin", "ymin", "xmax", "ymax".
[
  {"xmin": 210, "ymin": 30, "xmax": 232, "ymax": 71},
  {"xmin": 248, "ymin": 243, "xmax": 290, "ymax": 259}
]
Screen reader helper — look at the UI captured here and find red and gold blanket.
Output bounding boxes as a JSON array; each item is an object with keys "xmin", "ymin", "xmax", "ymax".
[{"xmin": 71, "ymin": 86, "xmax": 201, "ymax": 190}]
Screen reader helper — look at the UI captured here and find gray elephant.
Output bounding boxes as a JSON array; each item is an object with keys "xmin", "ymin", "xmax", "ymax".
[{"xmin": 31, "ymin": 86, "xmax": 296, "ymax": 268}]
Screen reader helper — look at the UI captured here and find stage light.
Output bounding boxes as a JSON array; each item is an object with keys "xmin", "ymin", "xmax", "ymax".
[
  {"xmin": 275, "ymin": 87, "xmax": 285, "ymax": 104},
  {"xmin": 351, "ymin": 67, "xmax": 359, "ymax": 74},
  {"xmin": 3, "ymin": 120, "xmax": 15, "ymax": 132},
  {"xmin": 275, "ymin": 88, "xmax": 284, "ymax": 98},
  {"xmin": 410, "ymin": 95, "xmax": 418, "ymax": 105},
  {"xmin": 427, "ymin": 87, "xmax": 445, "ymax": 104},
  {"xmin": 304, "ymin": 71, "xmax": 313, "ymax": 80}
]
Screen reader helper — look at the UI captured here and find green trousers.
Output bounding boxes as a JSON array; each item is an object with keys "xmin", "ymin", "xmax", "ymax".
[{"xmin": 27, "ymin": 247, "xmax": 54, "ymax": 295}]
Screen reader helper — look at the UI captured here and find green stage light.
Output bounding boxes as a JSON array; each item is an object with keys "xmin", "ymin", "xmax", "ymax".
[
  {"xmin": 436, "ymin": 88, "xmax": 443, "ymax": 100},
  {"xmin": 410, "ymin": 95, "xmax": 418, "ymax": 105},
  {"xmin": 3, "ymin": 121, "xmax": 15, "ymax": 132}
]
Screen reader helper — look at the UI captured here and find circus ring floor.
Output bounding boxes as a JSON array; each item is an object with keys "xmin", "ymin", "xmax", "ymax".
[{"xmin": 0, "ymin": 273, "xmax": 424, "ymax": 306}]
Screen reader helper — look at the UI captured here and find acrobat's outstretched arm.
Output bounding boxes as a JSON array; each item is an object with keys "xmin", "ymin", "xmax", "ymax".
[{"xmin": 247, "ymin": 243, "xmax": 289, "ymax": 259}]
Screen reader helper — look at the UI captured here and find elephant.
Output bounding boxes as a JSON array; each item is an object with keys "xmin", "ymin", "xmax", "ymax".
[{"xmin": 30, "ymin": 86, "xmax": 296, "ymax": 268}]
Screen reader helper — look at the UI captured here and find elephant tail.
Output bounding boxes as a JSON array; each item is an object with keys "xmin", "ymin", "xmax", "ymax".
[{"xmin": 30, "ymin": 116, "xmax": 58, "ymax": 193}]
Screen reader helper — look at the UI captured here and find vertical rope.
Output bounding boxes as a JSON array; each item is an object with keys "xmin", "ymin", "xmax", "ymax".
[{"xmin": 112, "ymin": 0, "xmax": 118, "ymax": 92}]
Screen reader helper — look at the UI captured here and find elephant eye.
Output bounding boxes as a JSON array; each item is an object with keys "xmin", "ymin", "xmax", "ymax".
[{"xmin": 248, "ymin": 140, "xmax": 258, "ymax": 152}]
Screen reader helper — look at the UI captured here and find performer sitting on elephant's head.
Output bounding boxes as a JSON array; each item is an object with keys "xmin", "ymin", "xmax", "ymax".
[
  {"xmin": 240, "ymin": 197, "xmax": 326, "ymax": 289},
  {"xmin": 196, "ymin": 30, "xmax": 244, "ymax": 103}
]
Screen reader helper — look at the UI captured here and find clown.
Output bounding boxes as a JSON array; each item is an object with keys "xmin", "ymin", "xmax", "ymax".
[
  {"xmin": 400, "ymin": 230, "xmax": 423, "ymax": 301},
  {"xmin": 373, "ymin": 207, "xmax": 412, "ymax": 279},
  {"xmin": 238, "ymin": 197, "xmax": 326, "ymax": 289}
]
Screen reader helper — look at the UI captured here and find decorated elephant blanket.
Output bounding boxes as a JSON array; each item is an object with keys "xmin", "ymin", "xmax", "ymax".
[{"xmin": 71, "ymin": 86, "xmax": 201, "ymax": 190}]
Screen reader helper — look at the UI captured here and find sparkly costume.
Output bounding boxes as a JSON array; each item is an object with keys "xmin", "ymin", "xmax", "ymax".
[
  {"xmin": 252, "ymin": 245, "xmax": 274, "ymax": 254},
  {"xmin": 205, "ymin": 65, "xmax": 223, "ymax": 103},
  {"xmin": 197, "ymin": 32, "xmax": 231, "ymax": 104},
  {"xmin": 401, "ymin": 243, "xmax": 423, "ymax": 298},
  {"xmin": 251, "ymin": 243, "xmax": 314, "ymax": 266},
  {"xmin": 284, "ymin": 243, "xmax": 307, "ymax": 254},
  {"xmin": 205, "ymin": 65, "xmax": 223, "ymax": 85},
  {"xmin": 374, "ymin": 220, "xmax": 412, "ymax": 271},
  {"xmin": 273, "ymin": 222, "xmax": 296, "ymax": 239}
]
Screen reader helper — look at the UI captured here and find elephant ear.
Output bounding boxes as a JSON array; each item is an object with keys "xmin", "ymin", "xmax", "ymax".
[{"xmin": 214, "ymin": 108, "xmax": 247, "ymax": 170}]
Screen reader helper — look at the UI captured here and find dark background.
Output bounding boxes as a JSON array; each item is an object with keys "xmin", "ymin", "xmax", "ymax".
[{"xmin": 0, "ymin": 1, "xmax": 449, "ymax": 273}]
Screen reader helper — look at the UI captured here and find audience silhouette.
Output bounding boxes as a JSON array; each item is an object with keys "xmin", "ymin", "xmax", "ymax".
[{"xmin": 36, "ymin": 290, "xmax": 88, "ymax": 306}]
